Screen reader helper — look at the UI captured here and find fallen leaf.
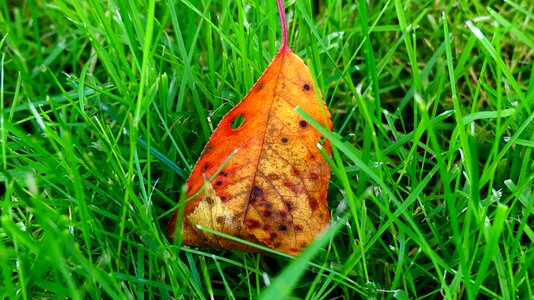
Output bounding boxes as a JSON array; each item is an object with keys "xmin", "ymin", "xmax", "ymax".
[{"xmin": 168, "ymin": 0, "xmax": 332, "ymax": 256}]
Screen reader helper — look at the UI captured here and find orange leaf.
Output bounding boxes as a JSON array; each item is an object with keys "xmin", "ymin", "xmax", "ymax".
[{"xmin": 168, "ymin": 2, "xmax": 332, "ymax": 256}]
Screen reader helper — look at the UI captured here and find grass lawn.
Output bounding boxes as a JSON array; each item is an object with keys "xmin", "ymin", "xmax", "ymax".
[{"xmin": 1, "ymin": 0, "xmax": 533, "ymax": 298}]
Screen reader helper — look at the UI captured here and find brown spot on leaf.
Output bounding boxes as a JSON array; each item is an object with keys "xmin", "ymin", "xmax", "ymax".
[
  {"xmin": 245, "ymin": 219, "xmax": 261, "ymax": 229},
  {"xmin": 264, "ymin": 210, "xmax": 272, "ymax": 217},
  {"xmin": 215, "ymin": 180, "xmax": 223, "ymax": 186},
  {"xmin": 295, "ymin": 224, "xmax": 303, "ymax": 231},
  {"xmin": 309, "ymin": 198, "xmax": 319, "ymax": 210},
  {"xmin": 279, "ymin": 211, "xmax": 287, "ymax": 218},
  {"xmin": 281, "ymin": 137, "xmax": 289, "ymax": 143},
  {"xmin": 257, "ymin": 82, "xmax": 265, "ymax": 90},
  {"xmin": 201, "ymin": 163, "xmax": 209, "ymax": 170},
  {"xmin": 310, "ymin": 172, "xmax": 318, "ymax": 180},
  {"xmin": 284, "ymin": 181, "xmax": 303, "ymax": 194},
  {"xmin": 216, "ymin": 216, "xmax": 225, "ymax": 225},
  {"xmin": 284, "ymin": 201, "xmax": 293, "ymax": 211},
  {"xmin": 274, "ymin": 242, "xmax": 282, "ymax": 248},
  {"xmin": 204, "ymin": 144, "xmax": 214, "ymax": 153},
  {"xmin": 250, "ymin": 186, "xmax": 265, "ymax": 204},
  {"xmin": 303, "ymin": 83, "xmax": 310, "ymax": 91},
  {"xmin": 263, "ymin": 224, "xmax": 270, "ymax": 231},
  {"xmin": 268, "ymin": 173, "xmax": 280, "ymax": 181},
  {"xmin": 299, "ymin": 120, "xmax": 308, "ymax": 128},
  {"xmin": 270, "ymin": 232, "xmax": 277, "ymax": 239}
]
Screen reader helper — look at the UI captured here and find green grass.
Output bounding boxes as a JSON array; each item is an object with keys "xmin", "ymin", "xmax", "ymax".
[{"xmin": 1, "ymin": 0, "xmax": 533, "ymax": 298}]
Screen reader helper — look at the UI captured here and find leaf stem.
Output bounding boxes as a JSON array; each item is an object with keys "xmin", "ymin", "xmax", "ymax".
[{"xmin": 276, "ymin": 0, "xmax": 288, "ymax": 49}]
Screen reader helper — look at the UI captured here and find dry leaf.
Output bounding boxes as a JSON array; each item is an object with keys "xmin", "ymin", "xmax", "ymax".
[{"xmin": 168, "ymin": 0, "xmax": 332, "ymax": 256}]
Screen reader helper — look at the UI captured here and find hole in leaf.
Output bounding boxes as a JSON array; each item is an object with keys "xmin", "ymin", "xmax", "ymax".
[
  {"xmin": 230, "ymin": 114, "xmax": 245, "ymax": 130},
  {"xmin": 318, "ymin": 136, "xmax": 325, "ymax": 145}
]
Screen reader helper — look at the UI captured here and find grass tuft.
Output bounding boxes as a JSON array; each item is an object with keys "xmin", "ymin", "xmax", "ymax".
[{"xmin": 1, "ymin": 0, "xmax": 533, "ymax": 298}]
